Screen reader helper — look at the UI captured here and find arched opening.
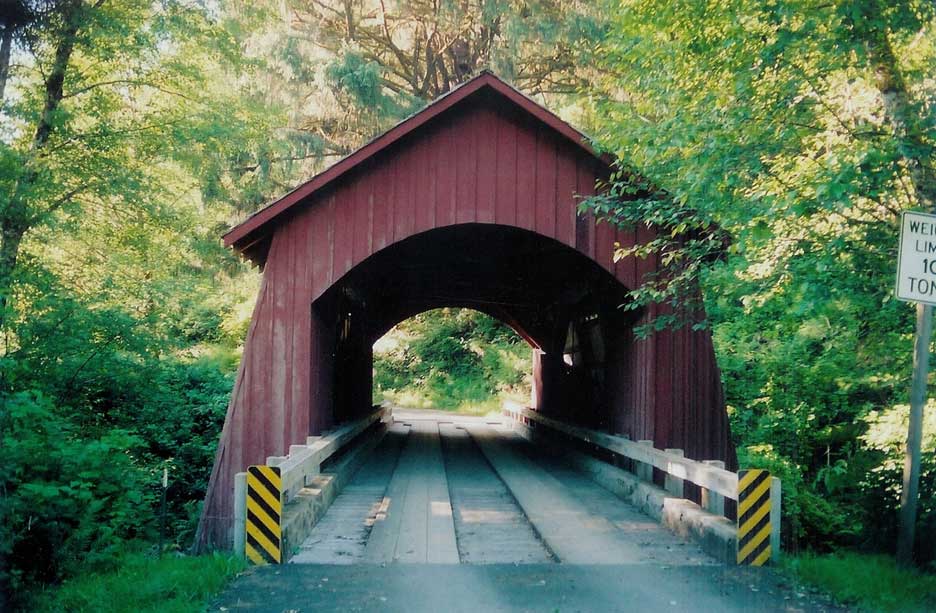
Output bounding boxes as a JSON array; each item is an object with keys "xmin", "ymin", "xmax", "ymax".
[
  {"xmin": 309, "ymin": 223, "xmax": 638, "ymax": 432},
  {"xmin": 372, "ymin": 307, "xmax": 533, "ymax": 415}
]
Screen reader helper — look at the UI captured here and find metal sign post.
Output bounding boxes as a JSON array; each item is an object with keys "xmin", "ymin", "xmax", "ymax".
[{"xmin": 894, "ymin": 211, "xmax": 936, "ymax": 565}]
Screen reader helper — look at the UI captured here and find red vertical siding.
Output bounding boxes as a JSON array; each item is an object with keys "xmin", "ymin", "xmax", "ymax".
[
  {"xmin": 198, "ymin": 98, "xmax": 735, "ymax": 549},
  {"xmin": 515, "ymin": 123, "xmax": 537, "ymax": 232},
  {"xmin": 534, "ymin": 129, "xmax": 557, "ymax": 237},
  {"xmin": 476, "ymin": 108, "xmax": 497, "ymax": 223},
  {"xmin": 455, "ymin": 116, "xmax": 477, "ymax": 224},
  {"xmin": 495, "ymin": 117, "xmax": 517, "ymax": 226}
]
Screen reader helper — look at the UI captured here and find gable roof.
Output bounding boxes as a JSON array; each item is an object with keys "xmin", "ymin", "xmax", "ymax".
[{"xmin": 224, "ymin": 71, "xmax": 608, "ymax": 258}]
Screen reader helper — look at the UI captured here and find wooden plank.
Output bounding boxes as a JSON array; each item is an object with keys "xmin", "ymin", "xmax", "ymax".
[
  {"xmin": 596, "ymin": 215, "xmax": 614, "ymax": 275},
  {"xmin": 399, "ymin": 145, "xmax": 416, "ymax": 240},
  {"xmin": 371, "ymin": 160, "xmax": 389, "ymax": 251},
  {"xmin": 515, "ymin": 118, "xmax": 537, "ymax": 231},
  {"xmin": 534, "ymin": 129, "xmax": 557, "ymax": 238},
  {"xmin": 325, "ymin": 195, "xmax": 336, "ymax": 289},
  {"xmin": 334, "ymin": 184, "xmax": 354, "ymax": 279},
  {"xmin": 575, "ymin": 162, "xmax": 594, "ymax": 256},
  {"xmin": 414, "ymin": 137, "xmax": 433, "ymax": 234},
  {"xmin": 494, "ymin": 114, "xmax": 517, "ymax": 226},
  {"xmin": 555, "ymin": 149, "xmax": 577, "ymax": 247},
  {"xmin": 455, "ymin": 112, "xmax": 477, "ymax": 224},
  {"xmin": 476, "ymin": 108, "xmax": 497, "ymax": 223},
  {"xmin": 352, "ymin": 179, "xmax": 369, "ymax": 267},
  {"xmin": 466, "ymin": 424, "xmax": 645, "ymax": 563},
  {"xmin": 502, "ymin": 403, "xmax": 739, "ymax": 500},
  {"xmin": 363, "ymin": 420, "xmax": 458, "ymax": 564},
  {"xmin": 435, "ymin": 121, "xmax": 457, "ymax": 227}
]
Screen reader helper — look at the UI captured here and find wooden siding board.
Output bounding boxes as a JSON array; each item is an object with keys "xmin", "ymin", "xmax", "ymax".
[
  {"xmin": 326, "ymin": 196, "xmax": 336, "ymax": 290},
  {"xmin": 476, "ymin": 108, "xmax": 497, "ymax": 223},
  {"xmin": 436, "ymin": 121, "xmax": 457, "ymax": 227},
  {"xmin": 352, "ymin": 179, "xmax": 369, "ymax": 268},
  {"xmin": 495, "ymin": 115, "xmax": 517, "ymax": 226},
  {"xmin": 427, "ymin": 128, "xmax": 438, "ymax": 229},
  {"xmin": 555, "ymin": 150, "xmax": 577, "ymax": 247},
  {"xmin": 455, "ymin": 114, "xmax": 477, "ymax": 224},
  {"xmin": 414, "ymin": 137, "xmax": 433, "ymax": 234},
  {"xmin": 335, "ymin": 185, "xmax": 354, "ymax": 280},
  {"xmin": 372, "ymin": 161, "xmax": 389, "ymax": 252},
  {"xmin": 399, "ymin": 144, "xmax": 416, "ymax": 238},
  {"xmin": 596, "ymin": 217, "xmax": 614, "ymax": 276},
  {"xmin": 515, "ymin": 120, "xmax": 537, "ymax": 231},
  {"xmin": 574, "ymin": 162, "xmax": 593, "ymax": 255},
  {"xmin": 534, "ymin": 129, "xmax": 557, "ymax": 238}
]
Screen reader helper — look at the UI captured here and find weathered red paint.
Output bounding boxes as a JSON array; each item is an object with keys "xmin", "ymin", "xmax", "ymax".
[{"xmin": 196, "ymin": 72, "xmax": 736, "ymax": 550}]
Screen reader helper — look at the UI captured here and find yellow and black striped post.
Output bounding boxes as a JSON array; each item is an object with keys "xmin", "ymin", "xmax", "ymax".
[
  {"xmin": 737, "ymin": 469, "xmax": 772, "ymax": 566},
  {"xmin": 246, "ymin": 465, "xmax": 282, "ymax": 565}
]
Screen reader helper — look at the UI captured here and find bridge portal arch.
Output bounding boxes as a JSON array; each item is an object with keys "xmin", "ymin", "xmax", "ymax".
[{"xmin": 197, "ymin": 72, "xmax": 734, "ymax": 549}]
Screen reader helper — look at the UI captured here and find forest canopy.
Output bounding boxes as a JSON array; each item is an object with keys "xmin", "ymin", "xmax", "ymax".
[{"xmin": 1, "ymin": 0, "xmax": 934, "ymax": 608}]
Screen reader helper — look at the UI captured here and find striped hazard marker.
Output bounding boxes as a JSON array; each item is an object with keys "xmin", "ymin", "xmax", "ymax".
[
  {"xmin": 737, "ymin": 469, "xmax": 771, "ymax": 566},
  {"xmin": 246, "ymin": 465, "xmax": 282, "ymax": 565}
]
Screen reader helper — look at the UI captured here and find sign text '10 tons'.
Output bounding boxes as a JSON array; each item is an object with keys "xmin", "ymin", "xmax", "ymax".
[{"xmin": 896, "ymin": 211, "xmax": 936, "ymax": 305}]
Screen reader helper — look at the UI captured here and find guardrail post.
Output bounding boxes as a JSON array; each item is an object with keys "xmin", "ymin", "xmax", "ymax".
[
  {"xmin": 664, "ymin": 449, "xmax": 685, "ymax": 497},
  {"xmin": 233, "ymin": 472, "xmax": 247, "ymax": 558},
  {"xmin": 737, "ymin": 469, "xmax": 772, "ymax": 566},
  {"xmin": 701, "ymin": 460, "xmax": 725, "ymax": 516},
  {"xmin": 637, "ymin": 440, "xmax": 654, "ymax": 482},
  {"xmin": 245, "ymin": 465, "xmax": 283, "ymax": 565},
  {"xmin": 770, "ymin": 477, "xmax": 782, "ymax": 561}
]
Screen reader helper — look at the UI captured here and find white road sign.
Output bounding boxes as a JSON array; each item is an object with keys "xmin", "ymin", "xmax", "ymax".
[{"xmin": 896, "ymin": 211, "xmax": 936, "ymax": 305}]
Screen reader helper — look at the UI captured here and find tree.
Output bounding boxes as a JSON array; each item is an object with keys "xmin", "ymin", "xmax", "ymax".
[
  {"xmin": 226, "ymin": 0, "xmax": 605, "ymax": 183},
  {"xmin": 584, "ymin": 0, "xmax": 935, "ymax": 560},
  {"xmin": 0, "ymin": 0, "xmax": 276, "ymax": 337}
]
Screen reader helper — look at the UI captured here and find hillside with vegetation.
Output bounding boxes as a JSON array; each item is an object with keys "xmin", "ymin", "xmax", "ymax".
[{"xmin": 1, "ymin": 1, "xmax": 934, "ymax": 611}]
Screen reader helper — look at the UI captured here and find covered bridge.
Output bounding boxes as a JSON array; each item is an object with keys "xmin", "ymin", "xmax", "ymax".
[{"xmin": 196, "ymin": 72, "xmax": 735, "ymax": 549}]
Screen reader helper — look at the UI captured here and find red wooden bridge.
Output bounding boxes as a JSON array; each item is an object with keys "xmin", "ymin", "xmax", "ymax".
[{"xmin": 195, "ymin": 72, "xmax": 741, "ymax": 566}]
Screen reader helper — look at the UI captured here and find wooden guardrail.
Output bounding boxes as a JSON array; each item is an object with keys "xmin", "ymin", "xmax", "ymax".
[
  {"xmin": 233, "ymin": 406, "xmax": 388, "ymax": 563},
  {"xmin": 501, "ymin": 401, "xmax": 781, "ymax": 565}
]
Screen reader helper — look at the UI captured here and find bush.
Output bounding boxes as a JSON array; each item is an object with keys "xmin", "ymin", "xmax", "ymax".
[
  {"xmin": 0, "ymin": 391, "xmax": 154, "ymax": 607},
  {"xmin": 373, "ymin": 308, "xmax": 531, "ymax": 413}
]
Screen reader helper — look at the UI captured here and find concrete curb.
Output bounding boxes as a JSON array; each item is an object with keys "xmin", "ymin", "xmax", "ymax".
[
  {"xmin": 281, "ymin": 423, "xmax": 388, "ymax": 559},
  {"xmin": 516, "ymin": 423, "xmax": 738, "ymax": 565}
]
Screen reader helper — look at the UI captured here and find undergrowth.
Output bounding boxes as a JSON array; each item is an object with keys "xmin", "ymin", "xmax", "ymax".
[
  {"xmin": 34, "ymin": 552, "xmax": 245, "ymax": 613},
  {"xmin": 784, "ymin": 552, "xmax": 936, "ymax": 613}
]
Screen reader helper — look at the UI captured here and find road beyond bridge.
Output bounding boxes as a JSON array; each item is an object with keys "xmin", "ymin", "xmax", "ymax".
[{"xmin": 212, "ymin": 411, "xmax": 840, "ymax": 613}]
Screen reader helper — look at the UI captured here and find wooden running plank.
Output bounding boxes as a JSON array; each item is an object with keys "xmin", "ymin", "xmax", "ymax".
[
  {"xmin": 464, "ymin": 424, "xmax": 645, "ymax": 564},
  {"xmin": 363, "ymin": 421, "xmax": 459, "ymax": 564}
]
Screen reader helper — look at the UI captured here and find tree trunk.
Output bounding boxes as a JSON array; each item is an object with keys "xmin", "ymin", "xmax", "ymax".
[
  {"xmin": 0, "ymin": 0, "xmax": 82, "ymax": 333},
  {"xmin": 0, "ymin": 23, "xmax": 12, "ymax": 103}
]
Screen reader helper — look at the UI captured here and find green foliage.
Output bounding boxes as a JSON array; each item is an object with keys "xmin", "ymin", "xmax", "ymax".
[
  {"xmin": 0, "ymin": 391, "xmax": 152, "ymax": 603},
  {"xmin": 35, "ymin": 552, "xmax": 245, "ymax": 613},
  {"xmin": 785, "ymin": 552, "xmax": 936, "ymax": 612},
  {"xmin": 585, "ymin": 0, "xmax": 936, "ymax": 561},
  {"xmin": 374, "ymin": 308, "xmax": 530, "ymax": 414}
]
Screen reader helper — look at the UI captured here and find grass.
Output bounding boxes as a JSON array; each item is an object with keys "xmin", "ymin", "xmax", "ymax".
[
  {"xmin": 36, "ymin": 552, "xmax": 246, "ymax": 613},
  {"xmin": 784, "ymin": 552, "xmax": 936, "ymax": 613}
]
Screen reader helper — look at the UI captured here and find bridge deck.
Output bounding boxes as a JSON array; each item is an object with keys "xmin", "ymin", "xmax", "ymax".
[
  {"xmin": 292, "ymin": 413, "xmax": 712, "ymax": 567},
  {"xmin": 215, "ymin": 412, "xmax": 842, "ymax": 612}
]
